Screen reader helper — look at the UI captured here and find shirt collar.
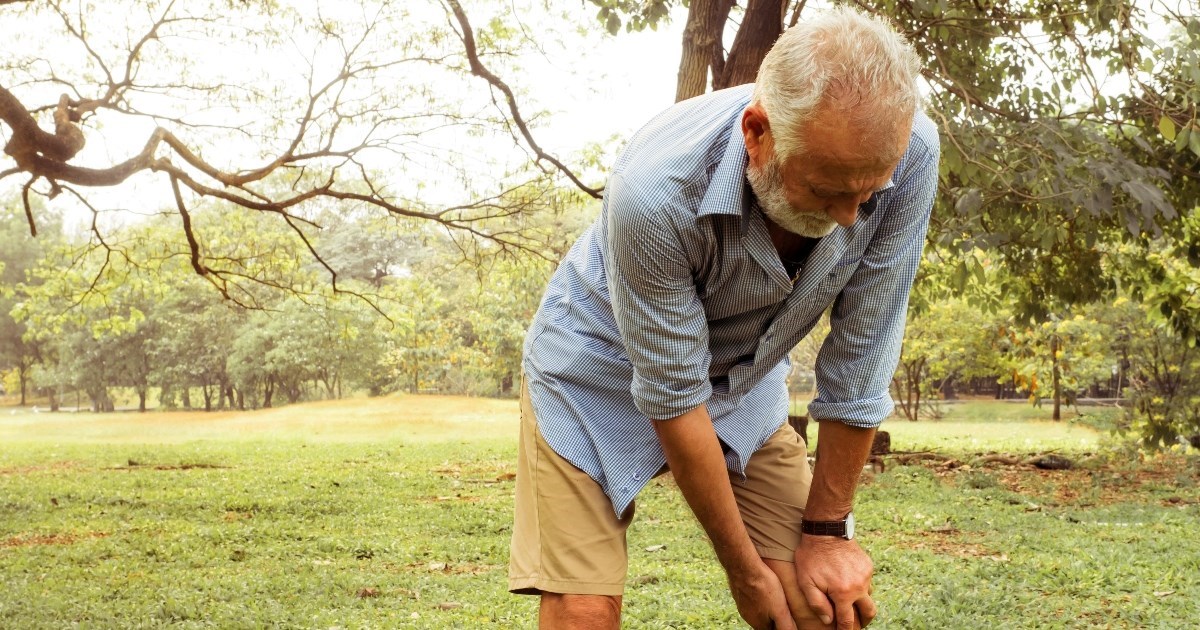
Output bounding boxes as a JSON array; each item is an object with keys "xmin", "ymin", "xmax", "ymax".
[{"xmin": 697, "ymin": 125, "xmax": 750, "ymax": 218}]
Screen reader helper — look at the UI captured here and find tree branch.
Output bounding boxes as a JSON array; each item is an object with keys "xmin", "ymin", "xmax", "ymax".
[{"xmin": 444, "ymin": 0, "xmax": 602, "ymax": 199}]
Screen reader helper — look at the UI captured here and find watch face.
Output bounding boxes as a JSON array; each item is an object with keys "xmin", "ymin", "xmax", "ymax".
[{"xmin": 845, "ymin": 511, "xmax": 855, "ymax": 540}]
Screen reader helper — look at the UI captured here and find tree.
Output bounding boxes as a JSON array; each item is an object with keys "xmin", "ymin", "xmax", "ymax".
[
  {"xmin": 1104, "ymin": 210, "xmax": 1200, "ymax": 445},
  {"xmin": 1010, "ymin": 312, "xmax": 1114, "ymax": 420},
  {"xmin": 595, "ymin": 0, "xmax": 1193, "ymax": 313},
  {"xmin": 0, "ymin": 200, "xmax": 59, "ymax": 405},
  {"xmin": 1, "ymin": 0, "xmax": 603, "ymax": 304},
  {"xmin": 890, "ymin": 298, "xmax": 1006, "ymax": 420}
]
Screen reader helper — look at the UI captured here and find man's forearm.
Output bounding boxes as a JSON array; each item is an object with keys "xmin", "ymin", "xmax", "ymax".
[
  {"xmin": 652, "ymin": 404, "xmax": 759, "ymax": 576},
  {"xmin": 805, "ymin": 421, "xmax": 877, "ymax": 520}
]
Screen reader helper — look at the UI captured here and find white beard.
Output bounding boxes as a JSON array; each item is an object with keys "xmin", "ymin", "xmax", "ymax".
[{"xmin": 746, "ymin": 155, "xmax": 838, "ymax": 238}]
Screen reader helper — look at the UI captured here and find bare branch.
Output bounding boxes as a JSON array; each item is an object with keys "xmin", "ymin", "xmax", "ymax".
[
  {"xmin": 168, "ymin": 173, "xmax": 207, "ymax": 278},
  {"xmin": 444, "ymin": 0, "xmax": 602, "ymax": 199},
  {"xmin": 21, "ymin": 175, "xmax": 37, "ymax": 236},
  {"xmin": 0, "ymin": 84, "xmax": 87, "ymax": 162}
]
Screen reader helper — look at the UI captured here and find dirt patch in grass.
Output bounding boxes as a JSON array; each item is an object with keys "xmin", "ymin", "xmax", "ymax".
[
  {"xmin": 899, "ymin": 452, "xmax": 1200, "ymax": 508},
  {"xmin": 894, "ymin": 530, "xmax": 1010, "ymax": 562},
  {"xmin": 403, "ymin": 561, "xmax": 498, "ymax": 575},
  {"xmin": 424, "ymin": 494, "xmax": 483, "ymax": 503},
  {"xmin": 108, "ymin": 461, "xmax": 228, "ymax": 471},
  {"xmin": 429, "ymin": 461, "xmax": 517, "ymax": 487},
  {"xmin": 992, "ymin": 458, "xmax": 1197, "ymax": 507},
  {"xmin": 1, "ymin": 531, "xmax": 108, "ymax": 548},
  {"xmin": 0, "ymin": 461, "xmax": 84, "ymax": 476}
]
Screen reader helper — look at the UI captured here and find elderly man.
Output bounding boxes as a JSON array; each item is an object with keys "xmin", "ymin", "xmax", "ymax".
[{"xmin": 509, "ymin": 6, "xmax": 938, "ymax": 629}]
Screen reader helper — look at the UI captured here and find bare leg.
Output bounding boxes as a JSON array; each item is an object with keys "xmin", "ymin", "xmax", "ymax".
[{"xmin": 539, "ymin": 593, "xmax": 622, "ymax": 629}]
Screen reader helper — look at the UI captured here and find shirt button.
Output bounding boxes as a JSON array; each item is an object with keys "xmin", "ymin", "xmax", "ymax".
[{"xmin": 632, "ymin": 473, "xmax": 642, "ymax": 481}]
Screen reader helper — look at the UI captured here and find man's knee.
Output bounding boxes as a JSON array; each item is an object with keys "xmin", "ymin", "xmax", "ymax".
[{"xmin": 540, "ymin": 593, "xmax": 622, "ymax": 629}]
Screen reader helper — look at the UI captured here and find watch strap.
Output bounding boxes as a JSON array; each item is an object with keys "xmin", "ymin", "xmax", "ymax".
[{"xmin": 800, "ymin": 519, "xmax": 848, "ymax": 537}]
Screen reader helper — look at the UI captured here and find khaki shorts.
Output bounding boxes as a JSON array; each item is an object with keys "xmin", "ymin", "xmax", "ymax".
[{"xmin": 508, "ymin": 382, "xmax": 812, "ymax": 597}]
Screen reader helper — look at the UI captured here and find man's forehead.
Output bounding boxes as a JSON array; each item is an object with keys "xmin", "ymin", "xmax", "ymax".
[{"xmin": 789, "ymin": 156, "xmax": 898, "ymax": 195}]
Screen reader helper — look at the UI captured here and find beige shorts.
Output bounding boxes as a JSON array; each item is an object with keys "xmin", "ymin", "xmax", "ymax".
[{"xmin": 508, "ymin": 382, "xmax": 812, "ymax": 597}]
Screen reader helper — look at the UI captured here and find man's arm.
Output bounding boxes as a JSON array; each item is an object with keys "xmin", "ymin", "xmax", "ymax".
[
  {"xmin": 792, "ymin": 422, "xmax": 878, "ymax": 630},
  {"xmin": 798, "ymin": 122, "xmax": 941, "ymax": 629},
  {"xmin": 653, "ymin": 403, "xmax": 797, "ymax": 630}
]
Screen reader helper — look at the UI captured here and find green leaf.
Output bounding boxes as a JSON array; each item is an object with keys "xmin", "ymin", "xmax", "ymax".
[
  {"xmin": 605, "ymin": 12, "xmax": 621, "ymax": 35},
  {"xmin": 1190, "ymin": 126, "xmax": 1200, "ymax": 158},
  {"xmin": 1159, "ymin": 115, "xmax": 1177, "ymax": 142},
  {"xmin": 1176, "ymin": 125, "xmax": 1191, "ymax": 152},
  {"xmin": 954, "ymin": 188, "xmax": 982, "ymax": 216}
]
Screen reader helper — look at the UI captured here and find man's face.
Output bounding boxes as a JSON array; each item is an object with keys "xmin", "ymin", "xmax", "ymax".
[{"xmin": 747, "ymin": 109, "xmax": 911, "ymax": 238}]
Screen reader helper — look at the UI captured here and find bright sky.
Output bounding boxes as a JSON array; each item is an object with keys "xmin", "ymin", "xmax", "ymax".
[
  {"xmin": 3, "ymin": 0, "xmax": 1186, "ymax": 236},
  {"xmin": 1, "ymin": 0, "xmax": 691, "ymax": 235}
]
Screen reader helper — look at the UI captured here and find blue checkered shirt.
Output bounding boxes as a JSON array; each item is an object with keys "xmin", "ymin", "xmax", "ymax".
[{"xmin": 524, "ymin": 85, "xmax": 940, "ymax": 516}]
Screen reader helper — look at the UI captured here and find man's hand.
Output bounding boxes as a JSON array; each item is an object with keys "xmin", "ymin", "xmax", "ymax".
[
  {"xmin": 793, "ymin": 535, "xmax": 876, "ymax": 629},
  {"xmin": 728, "ymin": 558, "xmax": 799, "ymax": 630}
]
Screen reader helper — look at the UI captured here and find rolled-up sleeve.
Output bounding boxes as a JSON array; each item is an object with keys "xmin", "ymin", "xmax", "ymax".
[
  {"xmin": 604, "ymin": 175, "xmax": 712, "ymax": 420},
  {"xmin": 808, "ymin": 136, "xmax": 940, "ymax": 427}
]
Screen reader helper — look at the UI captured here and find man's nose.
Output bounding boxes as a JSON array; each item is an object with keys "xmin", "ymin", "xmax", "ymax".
[{"xmin": 828, "ymin": 199, "xmax": 860, "ymax": 227}]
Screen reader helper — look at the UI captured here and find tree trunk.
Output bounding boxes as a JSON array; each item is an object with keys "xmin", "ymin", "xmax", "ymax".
[
  {"xmin": 263, "ymin": 378, "xmax": 274, "ymax": 409},
  {"xmin": 137, "ymin": 388, "xmax": 147, "ymax": 412},
  {"xmin": 676, "ymin": 0, "xmax": 735, "ymax": 102},
  {"xmin": 714, "ymin": 0, "xmax": 787, "ymax": 89},
  {"xmin": 18, "ymin": 363, "xmax": 28, "ymax": 406},
  {"xmin": 202, "ymin": 384, "xmax": 213, "ymax": 412},
  {"xmin": 913, "ymin": 370, "xmax": 922, "ymax": 421},
  {"xmin": 48, "ymin": 389, "xmax": 58, "ymax": 412},
  {"xmin": 182, "ymin": 387, "xmax": 192, "ymax": 409},
  {"xmin": 1051, "ymin": 334, "xmax": 1062, "ymax": 421}
]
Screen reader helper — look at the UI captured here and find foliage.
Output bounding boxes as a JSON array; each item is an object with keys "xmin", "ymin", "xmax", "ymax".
[
  {"xmin": 891, "ymin": 298, "xmax": 1006, "ymax": 421},
  {"xmin": 1091, "ymin": 296, "xmax": 1200, "ymax": 449},
  {"xmin": 0, "ymin": 201, "xmax": 58, "ymax": 405},
  {"xmin": 1010, "ymin": 313, "xmax": 1114, "ymax": 414},
  {"xmin": 1, "ymin": 186, "xmax": 574, "ymax": 408}
]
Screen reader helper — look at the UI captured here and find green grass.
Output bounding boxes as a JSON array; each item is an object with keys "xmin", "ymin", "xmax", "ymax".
[{"xmin": 2, "ymin": 398, "xmax": 1198, "ymax": 628}]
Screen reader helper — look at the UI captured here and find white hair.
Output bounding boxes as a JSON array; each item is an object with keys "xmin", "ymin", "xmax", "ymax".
[{"xmin": 751, "ymin": 5, "xmax": 923, "ymax": 159}]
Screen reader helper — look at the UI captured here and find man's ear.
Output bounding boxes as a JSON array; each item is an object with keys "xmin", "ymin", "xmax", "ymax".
[{"xmin": 741, "ymin": 104, "xmax": 771, "ymax": 167}]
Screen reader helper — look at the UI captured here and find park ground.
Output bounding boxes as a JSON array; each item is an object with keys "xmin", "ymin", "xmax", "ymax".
[{"xmin": 1, "ymin": 396, "xmax": 1198, "ymax": 628}]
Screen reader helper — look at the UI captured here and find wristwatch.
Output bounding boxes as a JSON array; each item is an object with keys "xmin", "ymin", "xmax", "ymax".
[{"xmin": 801, "ymin": 511, "xmax": 855, "ymax": 540}]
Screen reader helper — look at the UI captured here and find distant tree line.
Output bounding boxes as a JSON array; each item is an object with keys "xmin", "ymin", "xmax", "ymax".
[{"xmin": 0, "ymin": 200, "xmax": 574, "ymax": 412}]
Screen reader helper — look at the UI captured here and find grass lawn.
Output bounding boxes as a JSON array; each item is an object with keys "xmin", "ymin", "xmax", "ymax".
[{"xmin": 1, "ymin": 396, "xmax": 1198, "ymax": 628}]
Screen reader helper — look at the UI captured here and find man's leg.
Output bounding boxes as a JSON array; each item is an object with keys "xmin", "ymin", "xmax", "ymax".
[
  {"xmin": 509, "ymin": 381, "xmax": 633, "ymax": 628},
  {"xmin": 540, "ymin": 594, "xmax": 623, "ymax": 629},
  {"xmin": 731, "ymin": 422, "xmax": 828, "ymax": 628}
]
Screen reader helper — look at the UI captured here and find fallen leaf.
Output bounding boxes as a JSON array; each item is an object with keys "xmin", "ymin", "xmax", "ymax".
[
  {"xmin": 644, "ymin": 544, "xmax": 667, "ymax": 552},
  {"xmin": 435, "ymin": 602, "xmax": 462, "ymax": 610},
  {"xmin": 1154, "ymin": 590, "xmax": 1175, "ymax": 598},
  {"xmin": 356, "ymin": 588, "xmax": 380, "ymax": 598},
  {"xmin": 428, "ymin": 562, "xmax": 447, "ymax": 571},
  {"xmin": 930, "ymin": 524, "xmax": 957, "ymax": 534}
]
